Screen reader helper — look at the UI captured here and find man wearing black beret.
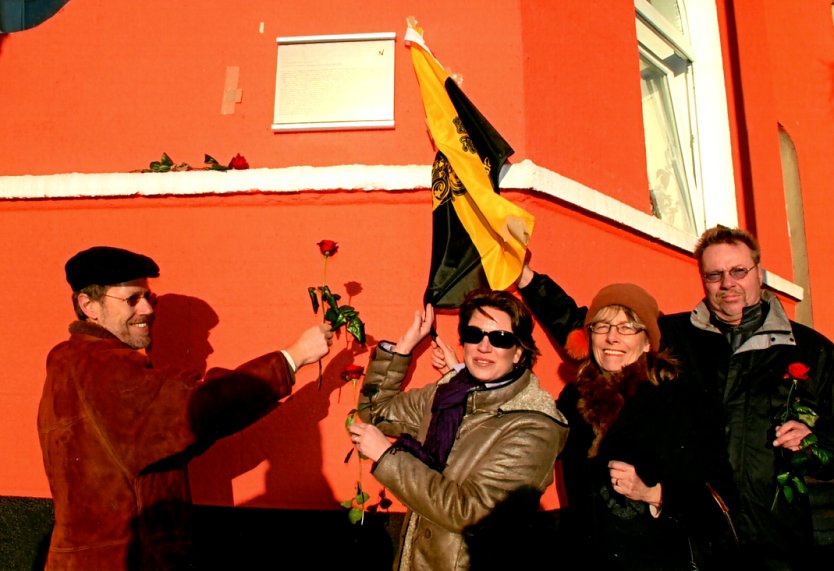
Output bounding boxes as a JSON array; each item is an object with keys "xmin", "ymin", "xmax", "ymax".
[{"xmin": 37, "ymin": 246, "xmax": 334, "ymax": 570}]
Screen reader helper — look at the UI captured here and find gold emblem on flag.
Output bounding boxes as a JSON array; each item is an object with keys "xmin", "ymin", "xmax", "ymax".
[
  {"xmin": 432, "ymin": 153, "xmax": 467, "ymax": 206},
  {"xmin": 453, "ymin": 117, "xmax": 477, "ymax": 155},
  {"xmin": 453, "ymin": 116, "xmax": 493, "ymax": 178}
]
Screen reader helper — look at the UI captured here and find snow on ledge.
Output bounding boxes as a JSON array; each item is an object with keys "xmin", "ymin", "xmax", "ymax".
[{"xmin": 0, "ymin": 159, "xmax": 802, "ymax": 299}]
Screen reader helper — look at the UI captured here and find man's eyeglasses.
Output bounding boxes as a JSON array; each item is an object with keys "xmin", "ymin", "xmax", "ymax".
[
  {"xmin": 461, "ymin": 326, "xmax": 518, "ymax": 349},
  {"xmin": 702, "ymin": 265, "xmax": 757, "ymax": 283},
  {"xmin": 588, "ymin": 322, "xmax": 645, "ymax": 336},
  {"xmin": 103, "ymin": 291, "xmax": 157, "ymax": 307}
]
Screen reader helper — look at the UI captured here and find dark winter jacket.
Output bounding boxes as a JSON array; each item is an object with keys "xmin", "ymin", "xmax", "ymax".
[
  {"xmin": 38, "ymin": 320, "xmax": 296, "ymax": 570},
  {"xmin": 520, "ymin": 273, "xmax": 739, "ymax": 569},
  {"xmin": 661, "ymin": 293, "xmax": 834, "ymax": 566}
]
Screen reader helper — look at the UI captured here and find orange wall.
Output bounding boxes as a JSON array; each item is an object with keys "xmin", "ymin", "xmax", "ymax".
[
  {"xmin": 520, "ymin": 1, "xmax": 650, "ymax": 211},
  {"xmin": 3, "ymin": 0, "xmax": 834, "ymax": 512},
  {"xmin": 759, "ymin": 0, "xmax": 834, "ymax": 332},
  {"xmin": 0, "ymin": 191, "xmax": 443, "ymax": 507},
  {"xmin": 0, "ymin": 0, "xmax": 651, "ymax": 216},
  {"xmin": 718, "ymin": 0, "xmax": 834, "ymax": 330},
  {"xmin": 721, "ymin": 1, "xmax": 793, "ymax": 278},
  {"xmin": 0, "ymin": 190, "xmax": 705, "ymax": 510},
  {"xmin": 0, "ymin": 0, "xmax": 657, "ymax": 508},
  {"xmin": 0, "ymin": 1, "xmax": 527, "ymax": 176}
]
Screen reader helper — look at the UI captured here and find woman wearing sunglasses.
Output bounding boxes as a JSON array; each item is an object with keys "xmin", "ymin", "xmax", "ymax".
[
  {"xmin": 516, "ymin": 264, "xmax": 738, "ymax": 569},
  {"xmin": 347, "ymin": 289, "xmax": 568, "ymax": 570}
]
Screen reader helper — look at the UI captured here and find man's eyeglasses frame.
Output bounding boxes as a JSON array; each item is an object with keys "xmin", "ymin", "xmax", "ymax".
[{"xmin": 702, "ymin": 264, "xmax": 757, "ymax": 284}]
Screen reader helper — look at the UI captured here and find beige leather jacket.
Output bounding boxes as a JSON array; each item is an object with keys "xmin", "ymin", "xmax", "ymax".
[{"xmin": 359, "ymin": 346, "xmax": 568, "ymax": 570}]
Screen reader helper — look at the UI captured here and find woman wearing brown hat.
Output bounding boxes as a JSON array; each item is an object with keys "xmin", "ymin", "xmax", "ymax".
[{"xmin": 510, "ymin": 264, "xmax": 739, "ymax": 569}]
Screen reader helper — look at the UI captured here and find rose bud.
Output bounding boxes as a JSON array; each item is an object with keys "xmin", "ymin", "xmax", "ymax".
[{"xmin": 317, "ymin": 240, "xmax": 338, "ymax": 256}]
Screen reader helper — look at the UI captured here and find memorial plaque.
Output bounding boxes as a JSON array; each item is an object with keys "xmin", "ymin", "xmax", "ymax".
[{"xmin": 272, "ymin": 32, "xmax": 396, "ymax": 132}]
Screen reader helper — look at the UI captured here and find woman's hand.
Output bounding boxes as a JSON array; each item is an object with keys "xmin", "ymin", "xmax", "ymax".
[
  {"xmin": 516, "ymin": 251, "xmax": 534, "ymax": 289},
  {"xmin": 516, "ymin": 264, "xmax": 535, "ymax": 289},
  {"xmin": 430, "ymin": 335, "xmax": 460, "ymax": 375},
  {"xmin": 608, "ymin": 460, "xmax": 662, "ymax": 510},
  {"xmin": 348, "ymin": 418, "xmax": 393, "ymax": 462},
  {"xmin": 393, "ymin": 304, "xmax": 435, "ymax": 355}
]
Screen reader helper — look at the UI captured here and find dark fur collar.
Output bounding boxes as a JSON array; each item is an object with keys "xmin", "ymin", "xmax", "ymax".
[
  {"xmin": 573, "ymin": 354, "xmax": 675, "ymax": 457},
  {"xmin": 69, "ymin": 320, "xmax": 118, "ymax": 340}
]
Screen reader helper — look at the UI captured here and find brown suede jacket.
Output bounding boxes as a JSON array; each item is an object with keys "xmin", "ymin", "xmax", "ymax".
[
  {"xmin": 359, "ymin": 346, "xmax": 568, "ymax": 571},
  {"xmin": 37, "ymin": 321, "xmax": 295, "ymax": 570}
]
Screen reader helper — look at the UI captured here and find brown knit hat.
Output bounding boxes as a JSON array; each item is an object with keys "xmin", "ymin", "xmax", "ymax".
[{"xmin": 565, "ymin": 283, "xmax": 661, "ymax": 359}]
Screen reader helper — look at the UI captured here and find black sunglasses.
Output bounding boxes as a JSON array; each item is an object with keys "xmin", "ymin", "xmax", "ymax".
[
  {"xmin": 103, "ymin": 291, "xmax": 157, "ymax": 307},
  {"xmin": 461, "ymin": 326, "xmax": 518, "ymax": 349}
]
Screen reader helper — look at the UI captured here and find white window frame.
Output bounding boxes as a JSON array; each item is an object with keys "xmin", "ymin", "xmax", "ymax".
[{"xmin": 635, "ymin": 0, "xmax": 737, "ymax": 235}]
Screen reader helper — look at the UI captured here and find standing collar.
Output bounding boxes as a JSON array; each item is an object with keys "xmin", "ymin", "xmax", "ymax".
[{"xmin": 690, "ymin": 291, "xmax": 795, "ymax": 351}]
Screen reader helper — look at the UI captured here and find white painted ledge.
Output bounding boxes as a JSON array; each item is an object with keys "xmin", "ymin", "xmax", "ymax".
[
  {"xmin": 0, "ymin": 159, "xmax": 802, "ymax": 300},
  {"xmin": 0, "ymin": 164, "xmax": 431, "ymax": 197}
]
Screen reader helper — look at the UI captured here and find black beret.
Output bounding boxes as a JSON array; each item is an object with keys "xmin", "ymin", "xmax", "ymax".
[{"xmin": 65, "ymin": 246, "xmax": 160, "ymax": 291}]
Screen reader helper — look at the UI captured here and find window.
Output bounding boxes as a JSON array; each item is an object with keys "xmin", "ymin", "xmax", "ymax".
[
  {"xmin": 635, "ymin": 0, "xmax": 736, "ymax": 235},
  {"xmin": 640, "ymin": 52, "xmax": 697, "ymax": 233}
]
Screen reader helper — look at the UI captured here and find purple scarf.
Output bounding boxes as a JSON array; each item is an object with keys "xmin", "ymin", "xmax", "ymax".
[{"xmin": 393, "ymin": 366, "xmax": 524, "ymax": 472}]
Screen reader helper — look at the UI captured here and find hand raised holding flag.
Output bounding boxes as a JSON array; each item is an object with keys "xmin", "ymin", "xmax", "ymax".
[{"xmin": 393, "ymin": 304, "xmax": 436, "ymax": 355}]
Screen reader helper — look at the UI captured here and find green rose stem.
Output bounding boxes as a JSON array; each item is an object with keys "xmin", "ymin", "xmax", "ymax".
[
  {"xmin": 316, "ymin": 254, "xmax": 329, "ymax": 389},
  {"xmin": 771, "ymin": 378, "xmax": 798, "ymax": 510},
  {"xmin": 342, "ymin": 378, "xmax": 370, "ymax": 524},
  {"xmin": 781, "ymin": 378, "xmax": 796, "ymax": 425},
  {"xmin": 353, "ymin": 379, "xmax": 366, "ymax": 525}
]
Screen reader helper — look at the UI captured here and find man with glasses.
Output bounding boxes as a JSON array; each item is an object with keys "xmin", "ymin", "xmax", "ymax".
[
  {"xmin": 38, "ymin": 246, "xmax": 334, "ymax": 570},
  {"xmin": 656, "ymin": 225, "xmax": 834, "ymax": 568}
]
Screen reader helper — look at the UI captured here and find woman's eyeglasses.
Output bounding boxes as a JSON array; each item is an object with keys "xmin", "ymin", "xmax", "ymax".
[
  {"xmin": 103, "ymin": 291, "xmax": 157, "ymax": 307},
  {"xmin": 702, "ymin": 265, "xmax": 756, "ymax": 283},
  {"xmin": 588, "ymin": 322, "xmax": 645, "ymax": 336},
  {"xmin": 461, "ymin": 326, "xmax": 518, "ymax": 349}
]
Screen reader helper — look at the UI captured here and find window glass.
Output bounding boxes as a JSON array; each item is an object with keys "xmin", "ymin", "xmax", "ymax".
[
  {"xmin": 636, "ymin": 0, "xmax": 703, "ymax": 235},
  {"xmin": 641, "ymin": 55, "xmax": 696, "ymax": 233}
]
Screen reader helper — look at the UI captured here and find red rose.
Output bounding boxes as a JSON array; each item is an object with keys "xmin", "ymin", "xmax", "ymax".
[
  {"xmin": 317, "ymin": 240, "xmax": 339, "ymax": 257},
  {"xmin": 787, "ymin": 362, "xmax": 810, "ymax": 381},
  {"xmin": 341, "ymin": 364, "xmax": 364, "ymax": 382},
  {"xmin": 228, "ymin": 153, "xmax": 249, "ymax": 170}
]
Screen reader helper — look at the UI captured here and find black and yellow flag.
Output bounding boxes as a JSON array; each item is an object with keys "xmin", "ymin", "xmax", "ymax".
[{"xmin": 406, "ymin": 22, "xmax": 534, "ymax": 308}]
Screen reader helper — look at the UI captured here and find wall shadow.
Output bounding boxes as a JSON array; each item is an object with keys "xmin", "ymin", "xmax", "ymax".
[
  {"xmin": 149, "ymin": 283, "xmax": 403, "ymax": 566},
  {"xmin": 148, "ymin": 291, "xmax": 346, "ymax": 510},
  {"xmin": 201, "ymin": 332, "xmax": 377, "ymax": 509},
  {"xmin": 148, "ymin": 293, "xmax": 218, "ymax": 376}
]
